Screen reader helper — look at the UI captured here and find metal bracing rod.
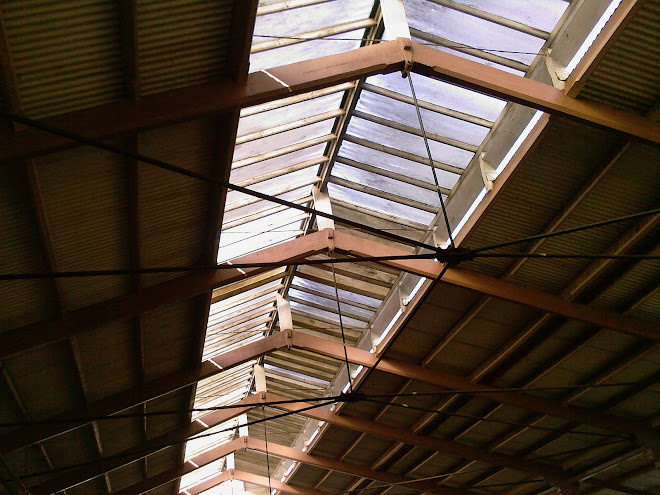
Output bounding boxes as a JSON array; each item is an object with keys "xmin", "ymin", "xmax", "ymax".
[
  {"xmin": 408, "ymin": 72, "xmax": 455, "ymax": 248},
  {"xmin": 411, "ymin": 28, "xmax": 529, "ymax": 72},
  {"xmin": 0, "ymin": 253, "xmax": 438, "ymax": 280},
  {"xmin": 474, "ymin": 208, "xmax": 660, "ymax": 253},
  {"xmin": 0, "ymin": 111, "xmax": 437, "ymax": 252}
]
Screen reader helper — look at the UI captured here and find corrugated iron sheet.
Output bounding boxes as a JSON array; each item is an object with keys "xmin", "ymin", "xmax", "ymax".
[
  {"xmin": 36, "ymin": 143, "xmax": 131, "ymax": 310},
  {"xmin": 137, "ymin": 0, "xmax": 233, "ymax": 95},
  {"xmin": 579, "ymin": 0, "xmax": 660, "ymax": 114},
  {"xmin": 2, "ymin": 0, "xmax": 124, "ymax": 117}
]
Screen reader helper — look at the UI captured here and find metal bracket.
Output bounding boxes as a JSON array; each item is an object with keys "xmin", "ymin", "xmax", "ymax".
[
  {"xmin": 399, "ymin": 286, "xmax": 410, "ymax": 312},
  {"xmin": 545, "ymin": 50, "xmax": 568, "ymax": 90},
  {"xmin": 479, "ymin": 152, "xmax": 497, "ymax": 191},
  {"xmin": 432, "ymin": 226, "xmax": 449, "ymax": 249}
]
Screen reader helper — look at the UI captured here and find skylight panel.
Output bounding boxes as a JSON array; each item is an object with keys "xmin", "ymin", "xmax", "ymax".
[
  {"xmin": 210, "ymin": 279, "xmax": 282, "ymax": 314},
  {"xmin": 405, "ymin": 0, "xmax": 547, "ymax": 66},
  {"xmin": 219, "ymin": 208, "xmax": 308, "ymax": 249},
  {"xmin": 290, "ymin": 276, "xmax": 383, "ymax": 309},
  {"xmin": 288, "ymin": 288, "xmax": 376, "ymax": 321},
  {"xmin": 224, "ymin": 180, "xmax": 320, "ymax": 214},
  {"xmin": 237, "ymin": 92, "xmax": 344, "ymax": 137},
  {"xmin": 289, "ymin": 300, "xmax": 369, "ymax": 329},
  {"xmin": 180, "ymin": 459, "xmax": 226, "ymax": 491},
  {"xmin": 414, "ymin": 34, "xmax": 527, "ymax": 76},
  {"xmin": 448, "ymin": 0, "xmax": 568, "ymax": 34},
  {"xmin": 365, "ymin": 73, "xmax": 506, "ymax": 122},
  {"xmin": 184, "ymin": 417, "xmax": 241, "ymax": 459},
  {"xmin": 233, "ymin": 120, "xmax": 336, "ymax": 163},
  {"xmin": 250, "ymin": 0, "xmax": 374, "ymax": 72},
  {"xmin": 346, "ymin": 117, "xmax": 474, "ymax": 169},
  {"xmin": 327, "ymin": 182, "xmax": 437, "ymax": 226},
  {"xmin": 356, "ymin": 90, "xmax": 490, "ymax": 146},
  {"xmin": 337, "ymin": 141, "xmax": 461, "ymax": 190},
  {"xmin": 217, "ymin": 218, "xmax": 306, "ymax": 263},
  {"xmin": 229, "ymin": 146, "xmax": 327, "ymax": 186},
  {"xmin": 250, "ymin": 29, "xmax": 370, "ymax": 72},
  {"xmin": 331, "ymin": 161, "xmax": 443, "ymax": 208}
]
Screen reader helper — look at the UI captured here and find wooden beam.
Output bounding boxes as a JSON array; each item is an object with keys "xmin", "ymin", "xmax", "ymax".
[
  {"xmin": 3, "ymin": 33, "xmax": 660, "ymax": 163},
  {"xmin": 118, "ymin": 0, "xmax": 140, "ymax": 99},
  {"xmin": 0, "ymin": 332, "xmax": 291, "ymax": 454},
  {"xmin": 110, "ymin": 436, "xmax": 475, "ymax": 495},
  {"xmin": 28, "ymin": 391, "xmax": 568, "ymax": 495},
  {"xmin": 264, "ymin": 393, "xmax": 569, "ymax": 482},
  {"xmin": 27, "ymin": 400, "xmax": 260, "ymax": 495},
  {"xmin": 289, "ymin": 332, "xmax": 653, "ymax": 439},
  {"xmin": 2, "ymin": 229, "xmax": 656, "ymax": 362},
  {"xmin": 0, "ymin": 40, "xmax": 407, "ymax": 163},
  {"xmin": 410, "ymin": 41, "xmax": 660, "ymax": 144},
  {"xmin": 11, "ymin": 330, "xmax": 651, "ymax": 484},
  {"xmin": 0, "ymin": 229, "xmax": 332, "ymax": 360},
  {"xmin": 111, "ymin": 438, "xmax": 248, "ymax": 495},
  {"xmin": 329, "ymin": 230, "xmax": 660, "ymax": 340}
]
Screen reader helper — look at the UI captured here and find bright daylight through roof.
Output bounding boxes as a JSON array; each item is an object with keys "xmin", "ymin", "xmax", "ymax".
[{"xmin": 0, "ymin": 2, "xmax": 659, "ymax": 495}]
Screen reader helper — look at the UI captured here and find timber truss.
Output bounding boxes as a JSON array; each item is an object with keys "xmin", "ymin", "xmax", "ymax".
[{"xmin": 2, "ymin": 229, "xmax": 658, "ymax": 495}]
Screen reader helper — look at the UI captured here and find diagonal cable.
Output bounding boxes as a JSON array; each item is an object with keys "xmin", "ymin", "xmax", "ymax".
[
  {"xmin": 330, "ymin": 251, "xmax": 353, "ymax": 394},
  {"xmin": 407, "ymin": 72, "xmax": 455, "ymax": 249}
]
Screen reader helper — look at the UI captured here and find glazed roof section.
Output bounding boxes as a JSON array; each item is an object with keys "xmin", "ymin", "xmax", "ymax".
[{"xmin": 185, "ymin": 0, "xmax": 573, "ymax": 486}]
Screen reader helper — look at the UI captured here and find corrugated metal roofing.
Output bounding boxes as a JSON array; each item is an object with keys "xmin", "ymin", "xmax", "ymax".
[
  {"xmin": 137, "ymin": 0, "xmax": 233, "ymax": 95},
  {"xmin": 2, "ymin": 0, "xmax": 124, "ymax": 117},
  {"xmin": 579, "ymin": 0, "xmax": 660, "ymax": 114}
]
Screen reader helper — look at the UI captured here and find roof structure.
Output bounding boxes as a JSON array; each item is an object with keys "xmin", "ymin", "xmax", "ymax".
[{"xmin": 0, "ymin": 3, "xmax": 659, "ymax": 495}]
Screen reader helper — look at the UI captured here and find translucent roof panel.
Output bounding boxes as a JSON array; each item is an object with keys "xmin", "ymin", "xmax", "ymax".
[
  {"xmin": 365, "ymin": 72, "xmax": 506, "ymax": 122},
  {"xmin": 233, "ymin": 120, "xmax": 336, "ymax": 163},
  {"xmin": 237, "ymin": 92, "xmax": 344, "ymax": 136},
  {"xmin": 327, "ymin": 182, "xmax": 437, "ymax": 225},
  {"xmin": 404, "ymin": 0, "xmax": 560, "ymax": 66},
  {"xmin": 449, "ymin": 0, "xmax": 568, "ymax": 34},
  {"xmin": 356, "ymin": 89, "xmax": 490, "ymax": 147},
  {"xmin": 331, "ymin": 162, "xmax": 442, "ymax": 210},
  {"xmin": 345, "ymin": 117, "xmax": 474, "ymax": 169},
  {"xmin": 288, "ymin": 288, "xmax": 377, "ymax": 321},
  {"xmin": 250, "ymin": 0, "xmax": 374, "ymax": 72},
  {"xmin": 250, "ymin": 29, "xmax": 370, "ymax": 72},
  {"xmin": 337, "ymin": 141, "xmax": 460, "ymax": 190},
  {"xmin": 290, "ymin": 276, "xmax": 383, "ymax": 309}
]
